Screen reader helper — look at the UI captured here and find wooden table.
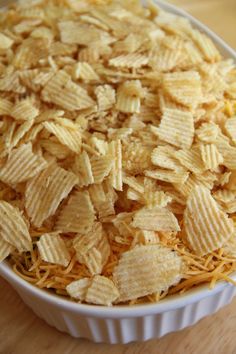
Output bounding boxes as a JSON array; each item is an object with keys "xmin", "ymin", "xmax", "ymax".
[{"xmin": 1, "ymin": 1, "xmax": 236, "ymax": 353}]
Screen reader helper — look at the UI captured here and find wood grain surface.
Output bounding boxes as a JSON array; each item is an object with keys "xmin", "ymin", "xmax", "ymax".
[{"xmin": 0, "ymin": 1, "xmax": 236, "ymax": 353}]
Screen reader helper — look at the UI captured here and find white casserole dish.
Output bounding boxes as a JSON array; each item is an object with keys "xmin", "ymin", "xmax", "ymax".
[{"xmin": 0, "ymin": 0, "xmax": 236, "ymax": 344}]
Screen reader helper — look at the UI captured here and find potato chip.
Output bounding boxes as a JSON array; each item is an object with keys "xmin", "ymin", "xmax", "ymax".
[
  {"xmin": 113, "ymin": 244, "xmax": 182, "ymax": 302},
  {"xmin": 213, "ymin": 189, "xmax": 235, "ymax": 204},
  {"xmin": 196, "ymin": 122, "xmax": 219, "ymax": 143},
  {"xmin": 132, "ymin": 207, "xmax": 180, "ymax": 232},
  {"xmin": 43, "ymin": 121, "xmax": 81, "ymax": 153},
  {"xmin": 122, "ymin": 142, "xmax": 152, "ymax": 174},
  {"xmin": 73, "ymin": 62, "xmax": 99, "ymax": 81},
  {"xmin": 116, "ymin": 81, "xmax": 142, "ymax": 114},
  {"xmin": 90, "ymin": 154, "xmax": 113, "ymax": 184},
  {"xmin": 133, "ymin": 230, "xmax": 159, "ymax": 246},
  {"xmin": 163, "ymin": 71, "xmax": 202, "ymax": 109},
  {"xmin": 37, "ymin": 233, "xmax": 70, "ymax": 267},
  {"xmin": 55, "ymin": 191, "xmax": 95, "ymax": 233},
  {"xmin": 145, "ymin": 168, "xmax": 189, "ymax": 185},
  {"xmin": 225, "ymin": 117, "xmax": 236, "ymax": 143},
  {"xmin": 0, "ymin": 143, "xmax": 47, "ymax": 185},
  {"xmin": 200, "ymin": 144, "xmax": 223, "ymax": 170},
  {"xmin": 73, "ymin": 222, "xmax": 103, "ymax": 256},
  {"xmin": 11, "ymin": 99, "xmax": 39, "ymax": 121},
  {"xmin": 88, "ymin": 183, "xmax": 116, "ymax": 218},
  {"xmin": 184, "ymin": 186, "xmax": 234, "ymax": 255},
  {"xmin": 13, "ymin": 38, "xmax": 49, "ymax": 70},
  {"xmin": 0, "ymin": 238, "xmax": 14, "ymax": 263},
  {"xmin": 0, "ymin": 201, "xmax": 32, "ymax": 252},
  {"xmin": 42, "ymin": 70, "xmax": 94, "ymax": 111},
  {"xmin": 59, "ymin": 21, "xmax": 100, "ymax": 45},
  {"xmin": 77, "ymin": 247, "xmax": 103, "ymax": 275},
  {"xmin": 95, "ymin": 84, "xmax": 116, "ymax": 111},
  {"xmin": 66, "ymin": 278, "xmax": 92, "ymax": 301},
  {"xmin": 0, "ymin": 33, "xmax": 14, "ymax": 49},
  {"xmin": 97, "ymin": 233, "xmax": 110, "ymax": 267},
  {"xmin": 151, "ymin": 145, "xmax": 181, "ymax": 170},
  {"xmin": 0, "ymin": 98, "xmax": 13, "ymax": 116},
  {"xmin": 108, "ymin": 140, "xmax": 122, "ymax": 191},
  {"xmin": 173, "ymin": 146, "xmax": 205, "ymax": 174},
  {"xmin": 109, "ymin": 53, "xmax": 148, "ymax": 68},
  {"xmin": 25, "ymin": 164, "xmax": 78, "ymax": 227},
  {"xmin": 215, "ymin": 133, "xmax": 236, "ymax": 170},
  {"xmin": 0, "ymin": 71, "xmax": 25, "ymax": 94},
  {"xmin": 40, "ymin": 139, "xmax": 71, "ymax": 160},
  {"xmin": 149, "ymin": 46, "xmax": 183, "ymax": 72},
  {"xmin": 190, "ymin": 29, "xmax": 221, "ymax": 63},
  {"xmin": 155, "ymin": 108, "xmax": 194, "ymax": 149},
  {"xmin": 123, "ymin": 175, "xmax": 144, "ymax": 194},
  {"xmin": 144, "ymin": 190, "xmax": 172, "ymax": 209},
  {"xmin": 85, "ymin": 275, "xmax": 119, "ymax": 306},
  {"xmin": 73, "ymin": 151, "xmax": 94, "ymax": 187}
]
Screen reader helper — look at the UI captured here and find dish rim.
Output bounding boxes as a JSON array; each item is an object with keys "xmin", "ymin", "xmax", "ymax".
[{"xmin": 0, "ymin": 0, "xmax": 236, "ymax": 319}]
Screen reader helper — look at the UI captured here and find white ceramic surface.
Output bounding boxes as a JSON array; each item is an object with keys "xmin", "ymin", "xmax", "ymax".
[{"xmin": 0, "ymin": 0, "xmax": 236, "ymax": 344}]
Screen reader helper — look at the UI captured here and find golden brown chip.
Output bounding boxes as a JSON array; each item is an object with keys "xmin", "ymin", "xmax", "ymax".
[
  {"xmin": 145, "ymin": 168, "xmax": 189, "ymax": 185},
  {"xmin": 25, "ymin": 164, "xmax": 78, "ymax": 227},
  {"xmin": 108, "ymin": 140, "xmax": 122, "ymax": 191},
  {"xmin": 90, "ymin": 154, "xmax": 113, "ymax": 184},
  {"xmin": 196, "ymin": 122, "xmax": 219, "ymax": 143},
  {"xmin": 0, "ymin": 143, "xmax": 47, "ymax": 185},
  {"xmin": 55, "ymin": 190, "xmax": 95, "ymax": 233},
  {"xmin": 184, "ymin": 186, "xmax": 234, "ymax": 255},
  {"xmin": 37, "ymin": 233, "xmax": 71, "ymax": 267},
  {"xmin": 132, "ymin": 207, "xmax": 180, "ymax": 232},
  {"xmin": 73, "ymin": 222, "xmax": 103, "ymax": 256},
  {"xmin": 0, "ymin": 98, "xmax": 13, "ymax": 116},
  {"xmin": 73, "ymin": 62, "xmax": 99, "ymax": 81},
  {"xmin": 225, "ymin": 117, "xmax": 236, "ymax": 143},
  {"xmin": 109, "ymin": 53, "xmax": 148, "ymax": 68},
  {"xmin": 85, "ymin": 275, "xmax": 119, "ymax": 306},
  {"xmin": 156, "ymin": 108, "xmax": 194, "ymax": 149},
  {"xmin": 151, "ymin": 145, "xmax": 181, "ymax": 170},
  {"xmin": 42, "ymin": 70, "xmax": 94, "ymax": 111},
  {"xmin": 95, "ymin": 85, "xmax": 116, "ymax": 111},
  {"xmin": 0, "ymin": 33, "xmax": 14, "ymax": 49},
  {"xmin": 173, "ymin": 146, "xmax": 205, "ymax": 174},
  {"xmin": 58, "ymin": 21, "xmax": 100, "ymax": 45},
  {"xmin": 11, "ymin": 99, "xmax": 39, "ymax": 121},
  {"xmin": 190, "ymin": 29, "xmax": 221, "ymax": 62},
  {"xmin": 200, "ymin": 144, "xmax": 223, "ymax": 170},
  {"xmin": 0, "ymin": 201, "xmax": 32, "ymax": 252},
  {"xmin": 113, "ymin": 244, "xmax": 183, "ymax": 302},
  {"xmin": 73, "ymin": 151, "xmax": 94, "ymax": 187},
  {"xmin": 77, "ymin": 247, "xmax": 103, "ymax": 275},
  {"xmin": 66, "ymin": 278, "xmax": 92, "ymax": 301},
  {"xmin": 0, "ymin": 238, "xmax": 14, "ymax": 263}
]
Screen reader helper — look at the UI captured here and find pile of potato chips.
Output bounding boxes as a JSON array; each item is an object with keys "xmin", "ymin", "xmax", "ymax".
[{"xmin": 0, "ymin": 0, "xmax": 236, "ymax": 306}]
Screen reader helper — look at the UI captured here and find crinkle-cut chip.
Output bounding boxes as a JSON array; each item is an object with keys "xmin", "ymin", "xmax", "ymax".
[
  {"xmin": 145, "ymin": 168, "xmax": 189, "ymax": 185},
  {"xmin": 184, "ymin": 41, "xmax": 203, "ymax": 65},
  {"xmin": 43, "ymin": 121, "xmax": 81, "ymax": 153},
  {"xmin": 116, "ymin": 90, "xmax": 140, "ymax": 114},
  {"xmin": 151, "ymin": 145, "xmax": 182, "ymax": 170},
  {"xmin": 190, "ymin": 29, "xmax": 221, "ymax": 62},
  {"xmin": 163, "ymin": 71, "xmax": 202, "ymax": 109},
  {"xmin": 219, "ymin": 171, "xmax": 231, "ymax": 187},
  {"xmin": 30, "ymin": 27, "xmax": 54, "ymax": 41},
  {"xmin": 13, "ymin": 18, "xmax": 42, "ymax": 34},
  {"xmin": 174, "ymin": 172, "xmax": 215, "ymax": 198},
  {"xmin": 215, "ymin": 133, "xmax": 236, "ymax": 170},
  {"xmin": 77, "ymin": 247, "xmax": 103, "ymax": 275},
  {"xmin": 35, "ymin": 109, "xmax": 64, "ymax": 123},
  {"xmin": 108, "ymin": 128, "xmax": 133, "ymax": 141},
  {"xmin": 200, "ymin": 144, "xmax": 223, "ymax": 170},
  {"xmin": 85, "ymin": 275, "xmax": 119, "ymax": 306},
  {"xmin": 113, "ymin": 33, "xmax": 143, "ymax": 54},
  {"xmin": 173, "ymin": 146, "xmax": 205, "ymax": 174},
  {"xmin": 80, "ymin": 14, "xmax": 110, "ymax": 30},
  {"xmin": 42, "ymin": 70, "xmax": 94, "ymax": 111},
  {"xmin": 66, "ymin": 278, "xmax": 91, "ymax": 301},
  {"xmin": 213, "ymin": 189, "xmax": 236, "ymax": 204},
  {"xmin": 95, "ymin": 85, "xmax": 116, "ymax": 111},
  {"xmin": 97, "ymin": 233, "xmax": 110, "ymax": 266},
  {"xmin": 88, "ymin": 183, "xmax": 116, "ymax": 218},
  {"xmin": 144, "ymin": 190, "xmax": 172, "ymax": 209},
  {"xmin": 73, "ymin": 222, "xmax": 103, "ymax": 256},
  {"xmin": 37, "ymin": 233, "xmax": 70, "ymax": 267},
  {"xmin": 11, "ymin": 99, "xmax": 39, "ymax": 121},
  {"xmin": 196, "ymin": 122, "xmax": 219, "ymax": 143},
  {"xmin": 113, "ymin": 244, "xmax": 182, "ymax": 302},
  {"xmin": 121, "ymin": 80, "xmax": 143, "ymax": 97},
  {"xmin": 19, "ymin": 69, "xmax": 41, "ymax": 92},
  {"xmin": 90, "ymin": 154, "xmax": 113, "ymax": 184},
  {"xmin": 155, "ymin": 108, "xmax": 194, "ymax": 149},
  {"xmin": 78, "ymin": 46, "xmax": 100, "ymax": 64},
  {"xmin": 9, "ymin": 120, "xmax": 34, "ymax": 150},
  {"xmin": 0, "ymin": 71, "xmax": 25, "ymax": 94},
  {"xmin": 132, "ymin": 207, "xmax": 180, "ymax": 232},
  {"xmin": 223, "ymin": 237, "xmax": 236, "ymax": 259},
  {"xmin": 184, "ymin": 186, "xmax": 234, "ymax": 256},
  {"xmin": 90, "ymin": 137, "xmax": 108, "ymax": 155},
  {"xmin": 0, "ymin": 98, "xmax": 13, "ymax": 115},
  {"xmin": 149, "ymin": 46, "xmax": 183, "ymax": 72},
  {"xmin": 0, "ymin": 201, "xmax": 32, "ymax": 252},
  {"xmin": 58, "ymin": 21, "xmax": 100, "ymax": 45},
  {"xmin": 122, "ymin": 142, "xmax": 152, "ymax": 174},
  {"xmin": 73, "ymin": 62, "xmax": 99, "ymax": 81},
  {"xmin": 40, "ymin": 139, "xmax": 70, "ymax": 160},
  {"xmin": 25, "ymin": 164, "xmax": 78, "ymax": 227},
  {"xmin": 50, "ymin": 42, "xmax": 77, "ymax": 57},
  {"xmin": 55, "ymin": 191, "xmax": 95, "ymax": 233},
  {"xmin": 225, "ymin": 117, "xmax": 236, "ymax": 143},
  {"xmin": 13, "ymin": 38, "xmax": 49, "ymax": 69},
  {"xmin": 108, "ymin": 140, "xmax": 122, "ymax": 191},
  {"xmin": 109, "ymin": 53, "xmax": 148, "ymax": 68},
  {"xmin": 0, "ymin": 238, "xmax": 14, "ymax": 263},
  {"xmin": 0, "ymin": 33, "xmax": 13, "ymax": 49},
  {"xmin": 0, "ymin": 143, "xmax": 47, "ymax": 185},
  {"xmin": 73, "ymin": 151, "xmax": 94, "ymax": 187},
  {"xmin": 123, "ymin": 175, "xmax": 144, "ymax": 194}
]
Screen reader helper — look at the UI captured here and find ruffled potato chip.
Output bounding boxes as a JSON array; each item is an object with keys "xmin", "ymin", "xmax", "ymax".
[
  {"xmin": 0, "ymin": 238, "xmax": 14, "ymax": 263},
  {"xmin": 66, "ymin": 278, "xmax": 91, "ymax": 301},
  {"xmin": 85, "ymin": 275, "xmax": 119, "ymax": 306}
]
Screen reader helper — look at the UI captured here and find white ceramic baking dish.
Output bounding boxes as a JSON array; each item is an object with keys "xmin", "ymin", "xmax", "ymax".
[{"xmin": 0, "ymin": 0, "xmax": 236, "ymax": 344}]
